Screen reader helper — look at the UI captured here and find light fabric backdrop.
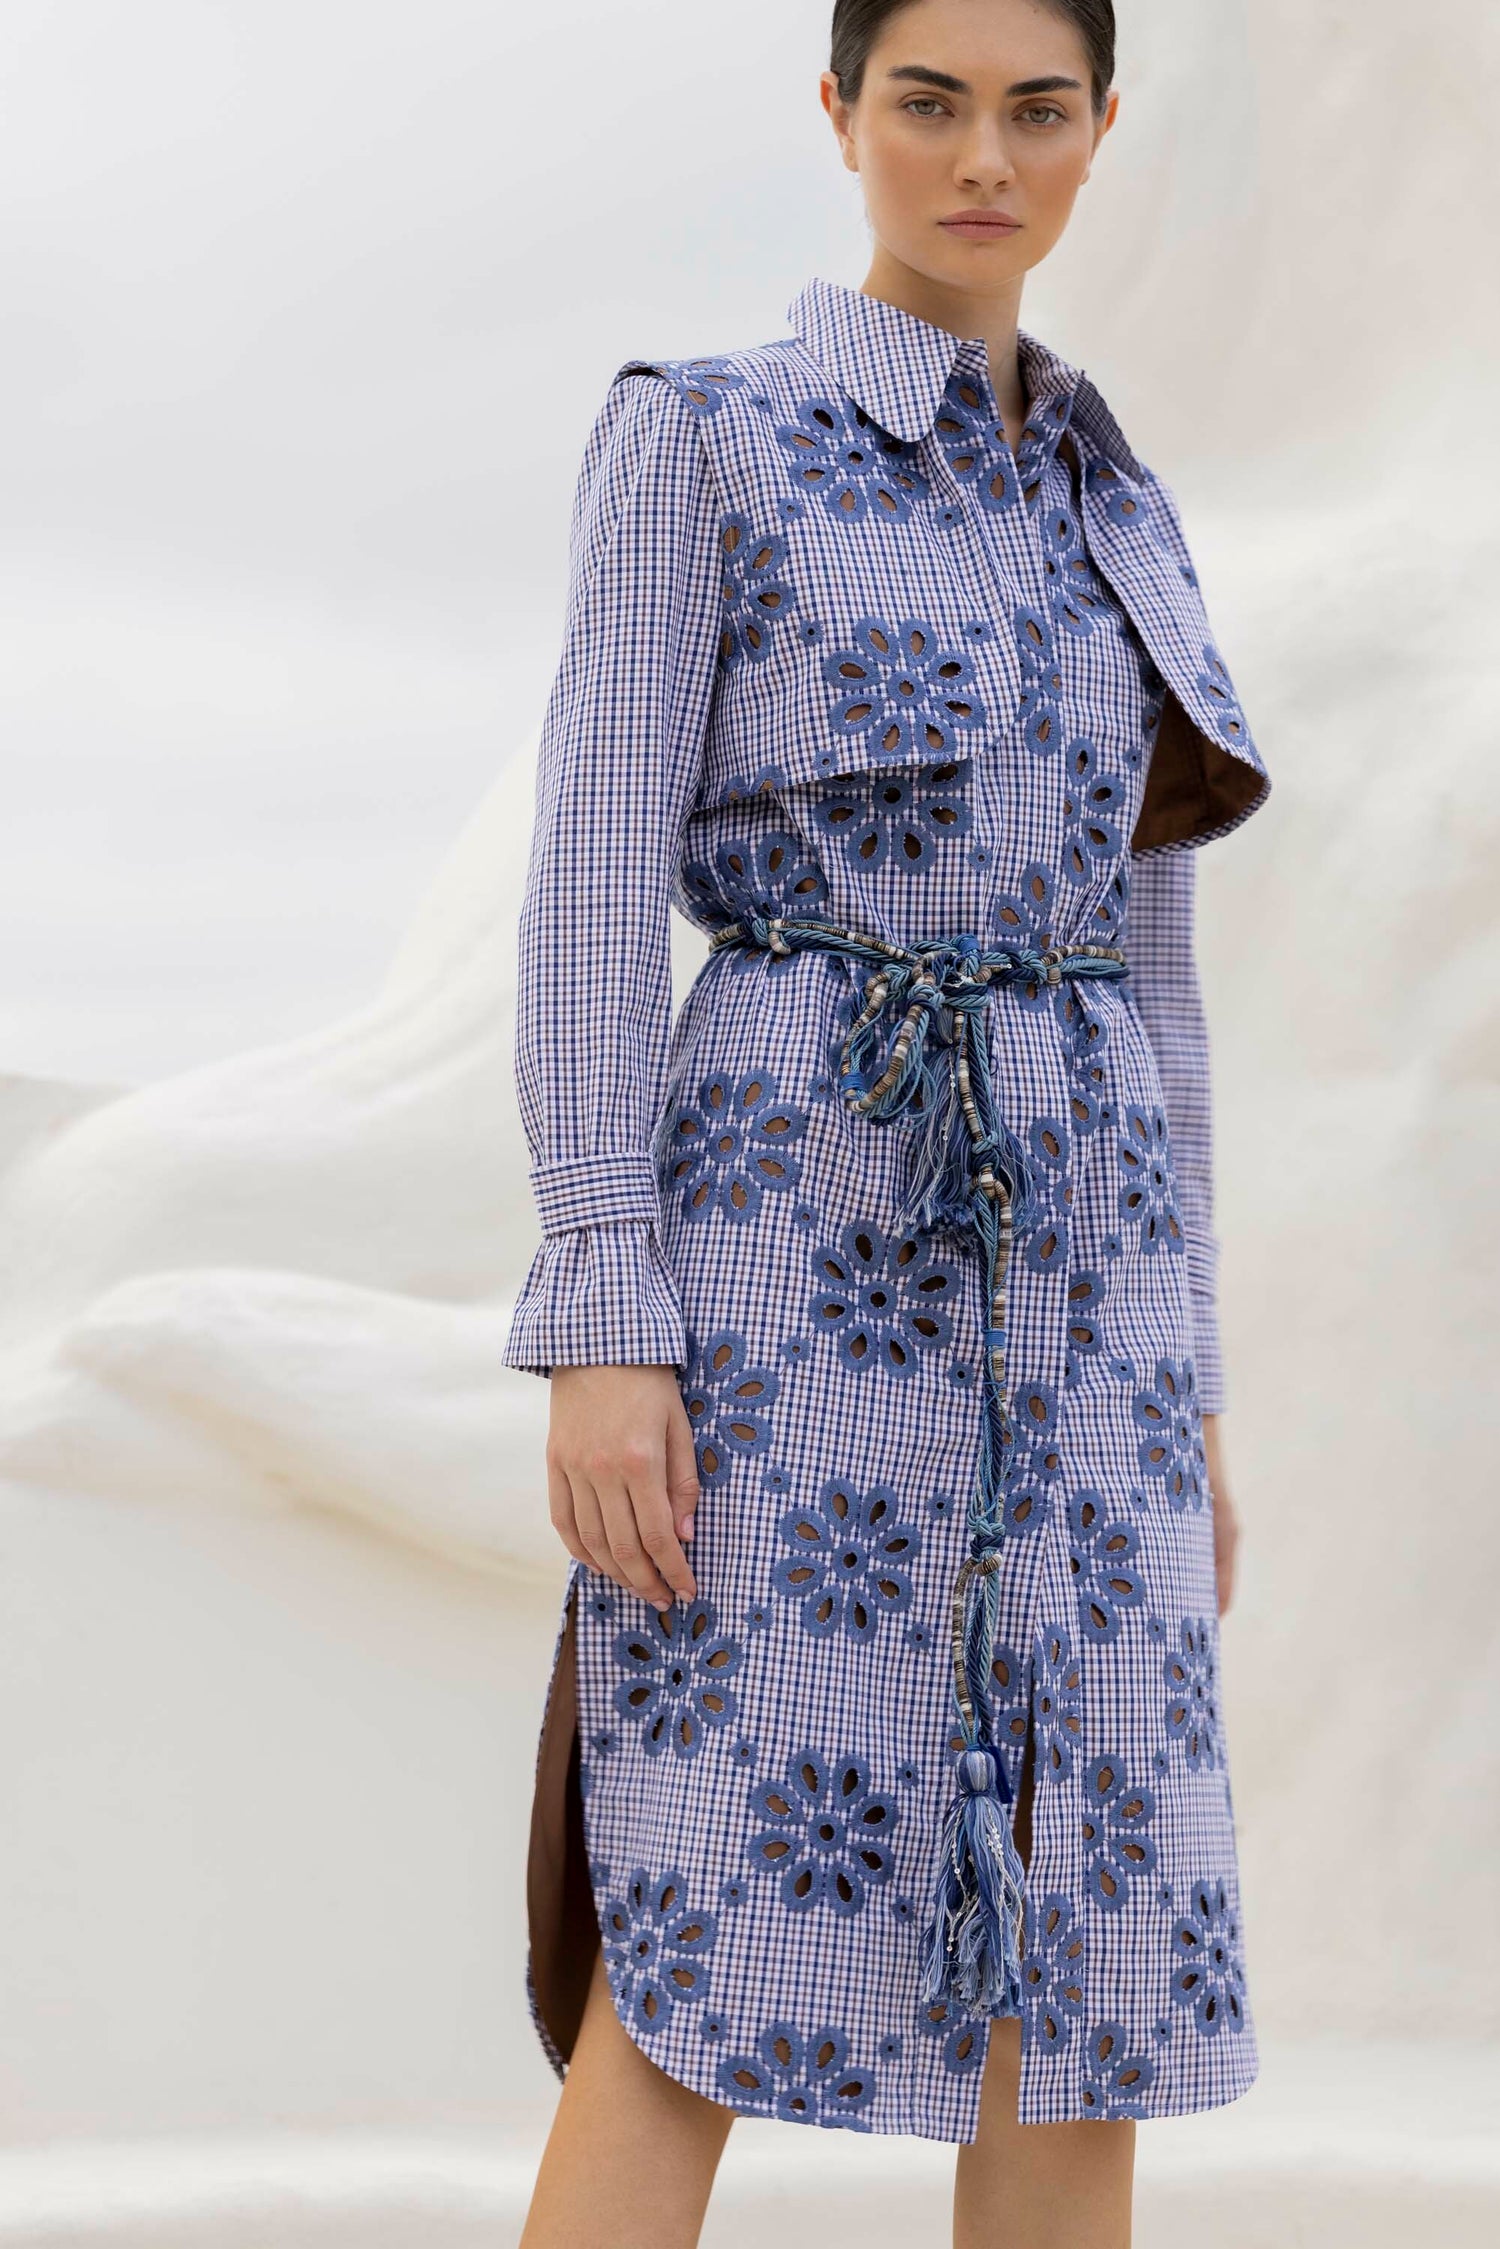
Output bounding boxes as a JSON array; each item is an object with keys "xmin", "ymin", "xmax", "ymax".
[{"xmin": 1, "ymin": 2, "xmax": 1496, "ymax": 2241}]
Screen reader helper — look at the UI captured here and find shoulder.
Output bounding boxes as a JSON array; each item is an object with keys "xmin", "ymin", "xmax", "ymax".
[
  {"xmin": 575, "ymin": 329, "xmax": 809, "ymax": 516},
  {"xmin": 570, "ymin": 354, "xmax": 727, "ymax": 529},
  {"xmin": 608, "ymin": 333, "xmax": 805, "ymax": 424}
]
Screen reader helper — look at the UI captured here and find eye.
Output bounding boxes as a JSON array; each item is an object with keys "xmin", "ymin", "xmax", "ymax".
[
  {"xmin": 1019, "ymin": 103, "xmax": 1067, "ymax": 126},
  {"xmin": 902, "ymin": 96, "xmax": 950, "ymax": 119}
]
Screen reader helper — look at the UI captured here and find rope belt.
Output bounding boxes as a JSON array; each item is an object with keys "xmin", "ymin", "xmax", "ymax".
[{"xmin": 706, "ymin": 909, "xmax": 1130, "ymax": 2015}]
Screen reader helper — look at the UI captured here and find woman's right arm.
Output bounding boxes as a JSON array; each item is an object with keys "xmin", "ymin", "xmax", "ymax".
[{"xmin": 500, "ymin": 370, "xmax": 723, "ymax": 1610}]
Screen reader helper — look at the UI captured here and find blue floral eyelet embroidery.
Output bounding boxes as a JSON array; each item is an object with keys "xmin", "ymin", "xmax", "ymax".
[
  {"xmin": 681, "ymin": 1327, "xmax": 781, "ymax": 1486},
  {"xmin": 1163, "ymin": 1616, "xmax": 1220, "ymax": 1771},
  {"xmin": 648, "ymin": 354, "xmax": 747, "ymax": 419},
  {"xmin": 1041, "ymin": 504, "xmax": 1113, "ymax": 640},
  {"xmin": 805, "ymin": 1220, "xmax": 960, "ymax": 1378},
  {"xmin": 601, "ymin": 1867, "xmax": 720, "ymax": 2037},
  {"xmin": 1197, "ymin": 642, "xmax": 1252, "ymax": 748},
  {"xmin": 771, "ymin": 1473, "xmax": 921, "ymax": 1642},
  {"xmin": 996, "ymin": 1377, "xmax": 1063, "ymax": 1540},
  {"xmin": 980, "ymin": 1641, "xmax": 1031, "ymax": 1794},
  {"xmin": 812, "ymin": 759, "xmax": 974, "ymax": 876},
  {"xmin": 1061, "ymin": 737, "xmax": 1127, "ymax": 882},
  {"xmin": 745, "ymin": 1749, "xmax": 902, "ymax": 1917},
  {"xmin": 660, "ymin": 1069, "xmax": 809, "ymax": 1226},
  {"xmin": 1130, "ymin": 1356, "xmax": 1208, "ymax": 1510},
  {"xmin": 992, "ymin": 860, "xmax": 1057, "ymax": 953},
  {"xmin": 1013, "ymin": 605, "xmax": 1064, "ymax": 757},
  {"xmin": 717, "ymin": 516, "xmax": 796, "ymax": 670},
  {"xmin": 716, "ymin": 2021, "xmax": 878, "ymax": 2128},
  {"xmin": 611, "ymin": 1599, "xmax": 745, "ymax": 1760},
  {"xmin": 1168, "ymin": 1876, "xmax": 1248, "ymax": 2038},
  {"xmin": 1068, "ymin": 1489, "xmax": 1148, "ymax": 1644},
  {"xmin": 1081, "ymin": 1755, "xmax": 1159, "ymax": 1910},
  {"xmin": 917, "ymin": 1995, "xmax": 986, "ymax": 2076},
  {"xmin": 1084, "ymin": 457, "xmax": 1148, "ymax": 528},
  {"xmin": 933, "ymin": 375, "xmax": 1022, "ymax": 515},
  {"xmin": 1065, "ymin": 1267, "xmax": 1108, "ymax": 1360},
  {"xmin": 1018, "ymin": 1892, "xmax": 1088, "ymax": 2053},
  {"xmin": 1033, "ymin": 1620, "xmax": 1083, "ymax": 1782},
  {"xmin": 776, "ymin": 393, "xmax": 928, "ymax": 526},
  {"xmin": 822, "ymin": 619, "xmax": 986, "ymax": 765},
  {"xmin": 681, "ymin": 828, "xmax": 830, "ymax": 966},
  {"xmin": 1079, "ymin": 2020, "xmax": 1158, "ymax": 2116},
  {"xmin": 1117, "ymin": 1104, "xmax": 1186, "ymax": 1255}
]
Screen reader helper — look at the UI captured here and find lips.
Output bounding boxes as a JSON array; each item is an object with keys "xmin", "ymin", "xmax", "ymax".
[{"xmin": 940, "ymin": 212, "xmax": 1021, "ymax": 232}]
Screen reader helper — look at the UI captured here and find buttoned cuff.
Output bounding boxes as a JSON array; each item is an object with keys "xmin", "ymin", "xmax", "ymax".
[{"xmin": 500, "ymin": 1218, "xmax": 688, "ymax": 1379}]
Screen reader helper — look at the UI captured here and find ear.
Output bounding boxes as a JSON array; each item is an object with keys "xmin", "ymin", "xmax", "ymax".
[{"xmin": 820, "ymin": 69, "xmax": 860, "ymax": 174}]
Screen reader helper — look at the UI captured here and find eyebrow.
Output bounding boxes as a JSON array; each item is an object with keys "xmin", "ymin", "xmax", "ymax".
[{"xmin": 886, "ymin": 65, "xmax": 1084, "ymax": 96}]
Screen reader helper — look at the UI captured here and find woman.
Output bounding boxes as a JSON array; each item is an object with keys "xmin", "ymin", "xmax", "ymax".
[{"xmin": 504, "ymin": 1, "xmax": 1270, "ymax": 2241}]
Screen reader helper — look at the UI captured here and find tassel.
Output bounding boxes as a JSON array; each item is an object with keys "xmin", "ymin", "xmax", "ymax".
[
  {"xmin": 897, "ymin": 1046, "xmax": 976, "ymax": 1234},
  {"xmin": 917, "ymin": 1746, "xmax": 1027, "ymax": 2014}
]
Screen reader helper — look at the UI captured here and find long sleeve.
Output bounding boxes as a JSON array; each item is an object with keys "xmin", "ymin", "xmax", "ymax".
[
  {"xmin": 500, "ymin": 372, "xmax": 723, "ymax": 1378},
  {"xmin": 1124, "ymin": 847, "xmax": 1226, "ymax": 1413}
]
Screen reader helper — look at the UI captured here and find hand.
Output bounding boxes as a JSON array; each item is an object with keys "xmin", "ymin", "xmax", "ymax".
[
  {"xmin": 546, "ymin": 1364, "xmax": 700, "ymax": 1612},
  {"xmin": 1201, "ymin": 1413, "xmax": 1239, "ymax": 1616}
]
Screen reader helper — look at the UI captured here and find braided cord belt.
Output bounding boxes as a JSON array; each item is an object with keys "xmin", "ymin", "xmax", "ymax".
[{"xmin": 706, "ymin": 909, "xmax": 1129, "ymax": 2012}]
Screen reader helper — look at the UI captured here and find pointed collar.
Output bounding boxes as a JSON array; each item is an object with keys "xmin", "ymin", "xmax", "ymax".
[{"xmin": 784, "ymin": 273, "xmax": 1143, "ymax": 477}]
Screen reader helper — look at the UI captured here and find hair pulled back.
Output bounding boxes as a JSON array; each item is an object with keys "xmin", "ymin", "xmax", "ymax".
[{"xmin": 830, "ymin": 0, "xmax": 1116, "ymax": 118}]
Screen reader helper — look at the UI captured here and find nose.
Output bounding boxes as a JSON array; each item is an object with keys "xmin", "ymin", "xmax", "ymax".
[{"xmin": 956, "ymin": 116, "xmax": 1017, "ymax": 193}]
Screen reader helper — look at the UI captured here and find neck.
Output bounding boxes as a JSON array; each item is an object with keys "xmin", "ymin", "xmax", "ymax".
[{"xmin": 859, "ymin": 247, "xmax": 1027, "ymax": 422}]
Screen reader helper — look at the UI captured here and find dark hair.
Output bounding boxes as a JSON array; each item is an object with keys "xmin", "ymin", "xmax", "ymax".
[{"xmin": 830, "ymin": 0, "xmax": 1116, "ymax": 118}]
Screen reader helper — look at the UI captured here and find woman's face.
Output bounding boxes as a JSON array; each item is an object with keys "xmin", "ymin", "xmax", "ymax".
[{"xmin": 823, "ymin": 0, "xmax": 1117, "ymax": 293}]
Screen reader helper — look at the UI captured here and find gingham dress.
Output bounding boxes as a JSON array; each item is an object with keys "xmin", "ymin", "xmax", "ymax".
[{"xmin": 502, "ymin": 276, "xmax": 1271, "ymax": 2137}]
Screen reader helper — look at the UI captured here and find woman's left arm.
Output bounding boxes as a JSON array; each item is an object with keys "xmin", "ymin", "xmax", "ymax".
[{"xmin": 1126, "ymin": 845, "xmax": 1240, "ymax": 1614}]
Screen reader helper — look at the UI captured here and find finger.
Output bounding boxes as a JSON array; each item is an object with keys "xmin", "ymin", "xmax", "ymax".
[
  {"xmin": 664, "ymin": 1400, "xmax": 702, "ymax": 1547},
  {"xmin": 596, "ymin": 1473, "xmax": 677, "ymax": 1610},
  {"xmin": 629, "ymin": 1481, "xmax": 697, "ymax": 1606},
  {"xmin": 570, "ymin": 1478, "xmax": 619, "ymax": 1586},
  {"xmin": 546, "ymin": 1456, "xmax": 593, "ymax": 1569}
]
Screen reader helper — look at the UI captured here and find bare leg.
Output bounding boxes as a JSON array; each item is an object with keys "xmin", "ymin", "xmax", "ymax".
[
  {"xmin": 521, "ymin": 1944, "xmax": 735, "ymax": 2249},
  {"xmin": 952, "ymin": 1729, "xmax": 1137, "ymax": 2248}
]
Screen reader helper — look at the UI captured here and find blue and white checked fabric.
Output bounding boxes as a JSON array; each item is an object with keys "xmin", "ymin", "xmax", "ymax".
[{"xmin": 503, "ymin": 277, "xmax": 1269, "ymax": 2136}]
